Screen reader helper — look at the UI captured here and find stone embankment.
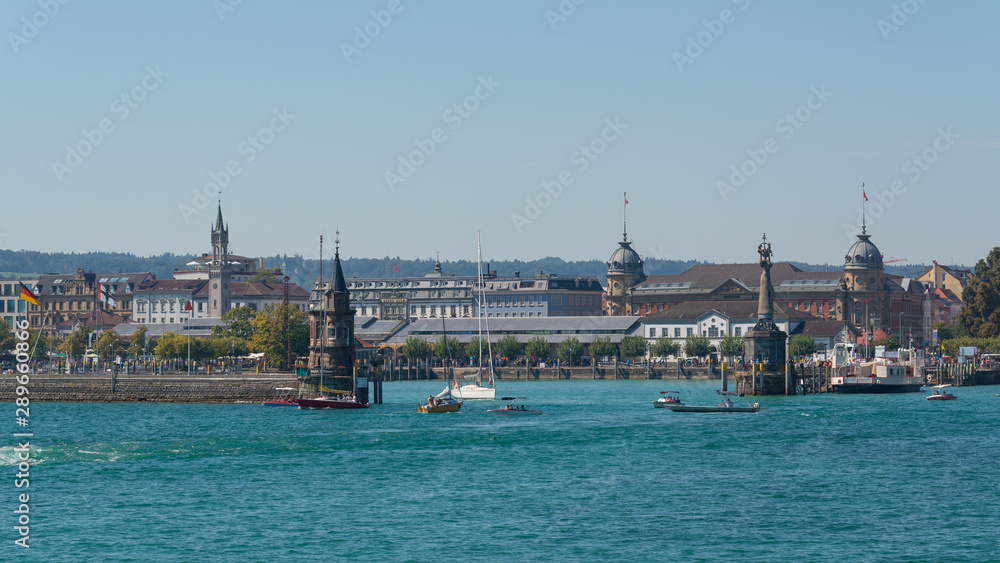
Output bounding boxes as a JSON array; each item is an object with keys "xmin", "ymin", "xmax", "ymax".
[{"xmin": 1, "ymin": 373, "xmax": 299, "ymax": 403}]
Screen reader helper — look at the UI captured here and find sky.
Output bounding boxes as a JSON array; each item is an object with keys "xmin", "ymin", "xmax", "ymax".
[{"xmin": 2, "ymin": 1, "xmax": 997, "ymax": 268}]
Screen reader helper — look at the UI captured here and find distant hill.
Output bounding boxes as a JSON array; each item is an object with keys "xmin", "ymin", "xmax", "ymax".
[{"xmin": 0, "ymin": 249, "xmax": 938, "ymax": 289}]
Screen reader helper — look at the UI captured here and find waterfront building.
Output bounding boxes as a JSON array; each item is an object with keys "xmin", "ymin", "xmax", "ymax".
[
  {"xmin": 629, "ymin": 227, "xmax": 930, "ymax": 346},
  {"xmin": 915, "ymin": 261, "xmax": 971, "ymax": 326},
  {"xmin": 640, "ymin": 300, "xmax": 815, "ymax": 356},
  {"xmin": 0, "ymin": 278, "xmax": 37, "ymax": 329},
  {"xmin": 474, "ymin": 271, "xmax": 604, "ymax": 318},
  {"xmin": 27, "ymin": 269, "xmax": 154, "ymax": 334},
  {"xmin": 132, "ymin": 279, "xmax": 309, "ymax": 324},
  {"xmin": 305, "ymin": 237, "xmax": 359, "ymax": 397},
  {"xmin": 340, "ymin": 259, "xmax": 601, "ymax": 322}
]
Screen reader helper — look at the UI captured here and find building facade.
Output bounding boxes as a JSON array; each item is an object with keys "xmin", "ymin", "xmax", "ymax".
[
  {"xmin": 27, "ymin": 270, "xmax": 153, "ymax": 334},
  {"xmin": 0, "ymin": 279, "xmax": 37, "ymax": 329}
]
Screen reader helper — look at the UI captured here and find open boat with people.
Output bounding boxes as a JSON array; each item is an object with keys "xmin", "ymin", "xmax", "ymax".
[
  {"xmin": 663, "ymin": 390, "xmax": 760, "ymax": 413},
  {"xmin": 298, "ymin": 391, "xmax": 369, "ymax": 409},
  {"xmin": 652, "ymin": 391, "xmax": 683, "ymax": 408},
  {"xmin": 418, "ymin": 389, "xmax": 462, "ymax": 413},
  {"xmin": 488, "ymin": 403, "xmax": 542, "ymax": 416},
  {"xmin": 262, "ymin": 387, "xmax": 299, "ymax": 407},
  {"xmin": 926, "ymin": 384, "xmax": 957, "ymax": 401}
]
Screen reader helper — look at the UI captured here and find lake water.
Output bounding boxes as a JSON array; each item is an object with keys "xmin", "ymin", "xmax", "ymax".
[{"xmin": 5, "ymin": 380, "xmax": 1000, "ymax": 562}]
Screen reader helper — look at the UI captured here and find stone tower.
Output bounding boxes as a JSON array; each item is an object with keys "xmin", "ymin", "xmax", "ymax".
[
  {"xmin": 305, "ymin": 235, "xmax": 360, "ymax": 400},
  {"xmin": 208, "ymin": 203, "xmax": 232, "ymax": 317},
  {"xmin": 605, "ymin": 193, "xmax": 645, "ymax": 316},
  {"xmin": 837, "ymin": 226, "xmax": 887, "ymax": 336}
]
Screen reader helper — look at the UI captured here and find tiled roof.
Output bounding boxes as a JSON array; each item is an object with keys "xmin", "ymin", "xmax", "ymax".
[
  {"xmin": 643, "ymin": 300, "xmax": 815, "ymax": 321},
  {"xmin": 637, "ymin": 263, "xmax": 838, "ymax": 292}
]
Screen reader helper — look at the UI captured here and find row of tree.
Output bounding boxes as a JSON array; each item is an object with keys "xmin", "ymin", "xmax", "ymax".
[{"xmin": 0, "ymin": 303, "xmax": 311, "ymax": 369}]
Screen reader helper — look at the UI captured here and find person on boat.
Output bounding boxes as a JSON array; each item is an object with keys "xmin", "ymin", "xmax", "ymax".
[{"xmin": 428, "ymin": 395, "xmax": 435, "ymax": 407}]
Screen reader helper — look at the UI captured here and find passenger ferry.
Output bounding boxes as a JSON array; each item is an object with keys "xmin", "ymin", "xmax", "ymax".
[{"xmin": 830, "ymin": 344, "xmax": 926, "ymax": 394}]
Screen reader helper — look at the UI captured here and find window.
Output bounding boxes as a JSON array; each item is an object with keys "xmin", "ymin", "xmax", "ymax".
[
  {"xmin": 674, "ymin": 328, "xmax": 681, "ymax": 338},
  {"xmin": 735, "ymin": 327, "xmax": 742, "ymax": 336},
  {"xmin": 686, "ymin": 328, "xmax": 693, "ymax": 337},
  {"xmin": 650, "ymin": 328, "xmax": 658, "ymax": 338},
  {"xmin": 709, "ymin": 326, "xmax": 719, "ymax": 338},
  {"xmin": 552, "ymin": 295, "xmax": 562, "ymax": 306}
]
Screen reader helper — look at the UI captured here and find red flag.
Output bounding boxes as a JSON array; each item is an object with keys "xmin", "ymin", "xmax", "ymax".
[
  {"xmin": 185, "ymin": 300, "xmax": 192, "ymax": 311},
  {"xmin": 394, "ymin": 264, "xmax": 398, "ymax": 273},
  {"xmin": 863, "ymin": 190, "xmax": 868, "ymax": 201}
]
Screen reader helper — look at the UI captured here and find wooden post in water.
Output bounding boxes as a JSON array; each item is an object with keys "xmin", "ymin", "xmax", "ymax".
[{"xmin": 721, "ymin": 362, "xmax": 727, "ymax": 392}]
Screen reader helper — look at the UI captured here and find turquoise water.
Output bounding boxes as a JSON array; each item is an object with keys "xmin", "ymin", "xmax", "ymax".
[{"xmin": 5, "ymin": 380, "xmax": 1000, "ymax": 562}]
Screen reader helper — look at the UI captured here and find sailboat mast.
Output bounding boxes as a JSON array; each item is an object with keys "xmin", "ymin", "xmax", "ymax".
[{"xmin": 319, "ymin": 235, "xmax": 325, "ymax": 394}]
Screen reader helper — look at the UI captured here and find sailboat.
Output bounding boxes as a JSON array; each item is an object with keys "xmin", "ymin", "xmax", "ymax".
[
  {"xmin": 449, "ymin": 233, "xmax": 497, "ymax": 400},
  {"xmin": 419, "ymin": 311, "xmax": 463, "ymax": 413}
]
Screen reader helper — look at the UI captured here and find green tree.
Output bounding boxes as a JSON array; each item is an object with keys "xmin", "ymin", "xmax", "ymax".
[
  {"xmin": 248, "ymin": 304, "xmax": 310, "ymax": 369},
  {"xmin": 789, "ymin": 334, "xmax": 817, "ymax": 359},
  {"xmin": 496, "ymin": 335, "xmax": 522, "ymax": 361},
  {"xmin": 684, "ymin": 335, "xmax": 711, "ymax": 359},
  {"xmin": 61, "ymin": 326, "xmax": 92, "ymax": 362},
  {"xmin": 932, "ymin": 319, "xmax": 966, "ymax": 342},
  {"xmin": 871, "ymin": 334, "xmax": 899, "ymax": 351},
  {"xmin": 652, "ymin": 337, "xmax": 680, "ymax": 358},
  {"xmin": 214, "ymin": 307, "xmax": 256, "ymax": 340},
  {"xmin": 588, "ymin": 336, "xmax": 617, "ymax": 360},
  {"xmin": 209, "ymin": 335, "xmax": 250, "ymax": 360},
  {"xmin": 525, "ymin": 336, "xmax": 551, "ymax": 361},
  {"xmin": 154, "ymin": 331, "xmax": 183, "ymax": 360},
  {"xmin": 97, "ymin": 330, "xmax": 125, "ymax": 362},
  {"xmin": 247, "ymin": 271, "xmax": 280, "ymax": 284},
  {"xmin": 128, "ymin": 325, "xmax": 149, "ymax": 358},
  {"xmin": 557, "ymin": 337, "xmax": 584, "ymax": 365},
  {"xmin": 619, "ymin": 335, "xmax": 648, "ymax": 359},
  {"xmin": 465, "ymin": 336, "xmax": 486, "ymax": 364},
  {"xmin": 959, "ymin": 247, "xmax": 1000, "ymax": 337},
  {"xmin": 400, "ymin": 336, "xmax": 431, "ymax": 360},
  {"xmin": 0, "ymin": 321, "xmax": 13, "ymax": 354},
  {"xmin": 27, "ymin": 328, "xmax": 49, "ymax": 360},
  {"xmin": 718, "ymin": 335, "xmax": 744, "ymax": 363},
  {"xmin": 433, "ymin": 335, "xmax": 462, "ymax": 359}
]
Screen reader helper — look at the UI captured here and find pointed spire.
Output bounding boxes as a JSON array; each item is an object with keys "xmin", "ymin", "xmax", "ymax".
[
  {"xmin": 330, "ymin": 229, "xmax": 347, "ymax": 294},
  {"xmin": 213, "ymin": 201, "xmax": 226, "ymax": 234}
]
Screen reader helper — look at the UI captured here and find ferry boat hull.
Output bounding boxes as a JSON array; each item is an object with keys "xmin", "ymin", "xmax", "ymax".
[{"xmin": 831, "ymin": 382, "xmax": 925, "ymax": 394}]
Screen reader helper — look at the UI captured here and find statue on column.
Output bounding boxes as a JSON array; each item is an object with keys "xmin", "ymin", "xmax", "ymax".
[{"xmin": 757, "ymin": 235, "xmax": 774, "ymax": 321}]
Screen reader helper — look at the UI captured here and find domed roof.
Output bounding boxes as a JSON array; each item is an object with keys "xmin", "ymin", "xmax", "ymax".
[
  {"xmin": 607, "ymin": 240, "xmax": 644, "ymax": 275},
  {"xmin": 845, "ymin": 233, "xmax": 883, "ymax": 270}
]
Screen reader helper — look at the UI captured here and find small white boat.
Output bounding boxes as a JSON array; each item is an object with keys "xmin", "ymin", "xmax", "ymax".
[
  {"xmin": 488, "ymin": 404, "xmax": 542, "ymax": 416},
  {"xmin": 652, "ymin": 391, "xmax": 683, "ymax": 408},
  {"xmin": 926, "ymin": 384, "xmax": 957, "ymax": 401}
]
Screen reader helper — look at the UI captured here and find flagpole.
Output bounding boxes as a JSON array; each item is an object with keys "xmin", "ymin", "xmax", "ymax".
[
  {"xmin": 187, "ymin": 301, "xmax": 191, "ymax": 376},
  {"xmin": 623, "ymin": 191, "xmax": 628, "ymax": 241},
  {"xmin": 862, "ymin": 182, "xmax": 866, "ymax": 235}
]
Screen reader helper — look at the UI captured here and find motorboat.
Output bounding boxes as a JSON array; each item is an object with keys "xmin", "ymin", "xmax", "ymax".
[
  {"xmin": 926, "ymin": 384, "xmax": 957, "ymax": 401},
  {"xmin": 487, "ymin": 404, "xmax": 542, "ymax": 416},
  {"xmin": 830, "ymin": 346, "xmax": 926, "ymax": 393},
  {"xmin": 262, "ymin": 387, "xmax": 299, "ymax": 407},
  {"xmin": 418, "ymin": 389, "xmax": 462, "ymax": 413},
  {"xmin": 652, "ymin": 391, "xmax": 683, "ymax": 408},
  {"xmin": 298, "ymin": 393, "xmax": 369, "ymax": 409},
  {"xmin": 663, "ymin": 391, "xmax": 759, "ymax": 413}
]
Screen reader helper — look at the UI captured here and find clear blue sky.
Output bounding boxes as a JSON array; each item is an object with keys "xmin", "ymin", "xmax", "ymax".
[{"xmin": 2, "ymin": 0, "xmax": 997, "ymax": 268}]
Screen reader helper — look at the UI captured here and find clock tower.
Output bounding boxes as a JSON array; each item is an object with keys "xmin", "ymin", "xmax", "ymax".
[{"xmin": 208, "ymin": 203, "xmax": 232, "ymax": 317}]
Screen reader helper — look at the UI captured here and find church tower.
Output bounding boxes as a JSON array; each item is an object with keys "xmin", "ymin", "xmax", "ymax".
[
  {"xmin": 605, "ymin": 192, "xmax": 646, "ymax": 316},
  {"xmin": 208, "ymin": 203, "xmax": 232, "ymax": 317}
]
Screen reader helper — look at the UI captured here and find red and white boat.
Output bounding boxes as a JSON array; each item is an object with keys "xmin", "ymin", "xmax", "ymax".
[{"xmin": 926, "ymin": 384, "xmax": 957, "ymax": 401}]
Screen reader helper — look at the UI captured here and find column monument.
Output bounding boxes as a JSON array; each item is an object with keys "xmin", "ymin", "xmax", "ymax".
[{"xmin": 742, "ymin": 234, "xmax": 787, "ymax": 395}]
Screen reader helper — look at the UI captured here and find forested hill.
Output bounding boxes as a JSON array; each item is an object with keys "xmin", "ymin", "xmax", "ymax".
[{"xmin": 0, "ymin": 249, "xmax": 935, "ymax": 289}]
